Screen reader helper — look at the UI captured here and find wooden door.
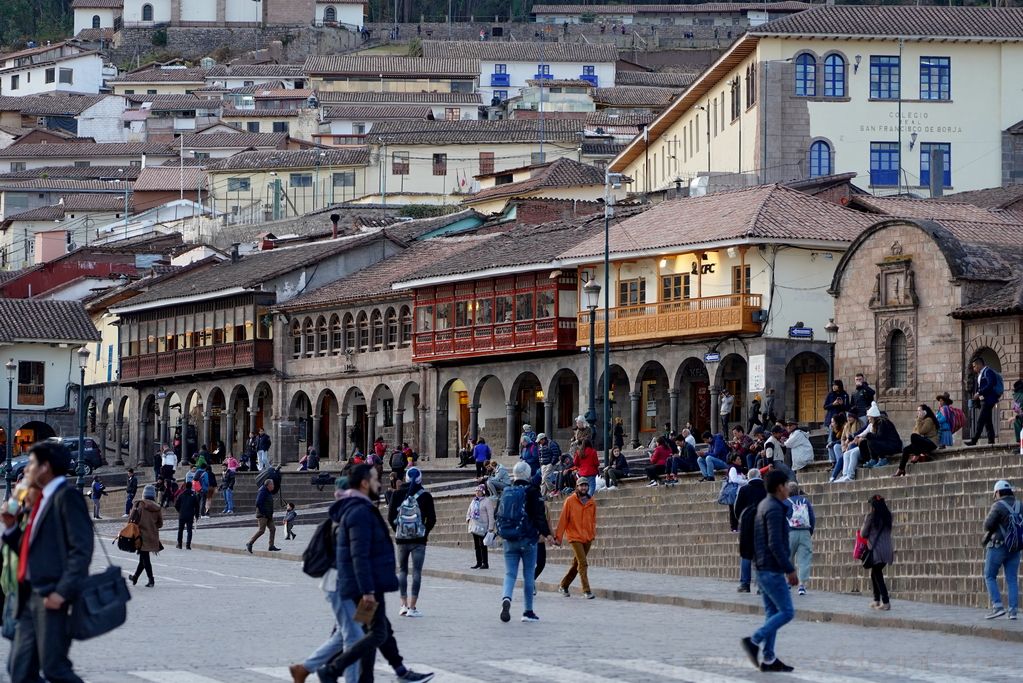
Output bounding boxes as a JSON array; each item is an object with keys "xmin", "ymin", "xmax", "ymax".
[
  {"xmin": 797, "ymin": 372, "xmax": 827, "ymax": 425},
  {"xmin": 690, "ymin": 381, "xmax": 710, "ymax": 434},
  {"xmin": 457, "ymin": 391, "xmax": 470, "ymax": 447}
]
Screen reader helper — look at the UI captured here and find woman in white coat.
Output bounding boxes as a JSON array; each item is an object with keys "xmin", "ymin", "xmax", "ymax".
[{"xmin": 466, "ymin": 484, "xmax": 495, "ymax": 569}]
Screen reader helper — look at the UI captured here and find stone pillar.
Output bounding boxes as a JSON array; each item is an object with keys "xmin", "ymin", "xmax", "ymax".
[
  {"xmin": 669, "ymin": 389, "xmax": 680, "ymax": 435},
  {"xmin": 339, "ymin": 413, "xmax": 348, "ymax": 460},
  {"xmin": 394, "ymin": 409, "xmax": 405, "ymax": 448},
  {"xmin": 629, "ymin": 391, "xmax": 641, "ymax": 448},
  {"xmin": 225, "ymin": 413, "xmax": 235, "ymax": 458},
  {"xmin": 136, "ymin": 418, "xmax": 148, "ymax": 468},
  {"xmin": 710, "ymin": 386, "xmax": 721, "ymax": 435},
  {"xmin": 544, "ymin": 401, "xmax": 554, "ymax": 439},
  {"xmin": 155, "ymin": 415, "xmax": 163, "ymax": 449},
  {"xmin": 311, "ymin": 416, "xmax": 321, "ymax": 456},
  {"xmin": 202, "ymin": 411, "xmax": 212, "ymax": 452},
  {"xmin": 435, "ymin": 404, "xmax": 448, "ymax": 458},
  {"xmin": 468, "ymin": 403, "xmax": 480, "ymax": 442},
  {"xmin": 505, "ymin": 402, "xmax": 517, "ymax": 456},
  {"xmin": 114, "ymin": 420, "xmax": 124, "ymax": 466},
  {"xmin": 367, "ymin": 411, "xmax": 377, "ymax": 446},
  {"xmin": 98, "ymin": 421, "xmax": 108, "ymax": 466},
  {"xmin": 418, "ymin": 404, "xmax": 428, "ymax": 456},
  {"xmin": 248, "ymin": 407, "xmax": 258, "ymax": 435}
]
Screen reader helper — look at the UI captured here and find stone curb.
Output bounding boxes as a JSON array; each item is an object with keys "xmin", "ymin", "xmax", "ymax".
[{"xmin": 181, "ymin": 540, "xmax": 1023, "ymax": 644}]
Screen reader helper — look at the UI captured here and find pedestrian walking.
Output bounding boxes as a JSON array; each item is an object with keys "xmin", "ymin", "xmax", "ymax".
[
  {"xmin": 174, "ymin": 478, "xmax": 200, "ymax": 549},
  {"xmin": 387, "ymin": 467, "xmax": 436, "ymax": 618},
  {"xmin": 555, "ymin": 477, "xmax": 597, "ymax": 599},
  {"xmin": 123, "ymin": 467, "xmax": 138, "ymax": 517},
  {"xmin": 221, "ymin": 464, "xmax": 235, "ymax": 513},
  {"xmin": 129, "ymin": 485, "xmax": 163, "ymax": 588},
  {"xmin": 537, "ymin": 433, "xmax": 562, "ymax": 497},
  {"xmin": 735, "ymin": 468, "xmax": 766, "ymax": 593},
  {"xmin": 496, "ymin": 461, "xmax": 552, "ymax": 623},
  {"xmin": 193, "ymin": 463, "xmax": 210, "ymax": 517},
  {"xmin": 860, "ymin": 494, "xmax": 895, "ymax": 610},
  {"xmin": 983, "ymin": 479, "xmax": 1021, "ymax": 620},
  {"xmin": 256, "ymin": 428, "xmax": 272, "ymax": 470},
  {"xmin": 466, "ymin": 484, "xmax": 495, "ymax": 569},
  {"xmin": 246, "ymin": 478, "xmax": 280, "ymax": 553},
  {"xmin": 968, "ymin": 356, "xmax": 1003, "ymax": 445},
  {"xmin": 785, "ymin": 482, "xmax": 815, "ymax": 595},
  {"xmin": 89, "ymin": 475, "xmax": 107, "ymax": 519},
  {"xmin": 285, "ymin": 502, "xmax": 298, "ymax": 540},
  {"xmin": 740, "ymin": 470, "xmax": 798, "ymax": 673},
  {"xmin": 935, "ymin": 393, "xmax": 958, "ymax": 449},
  {"xmin": 2, "ymin": 441, "xmax": 93, "ymax": 683}
]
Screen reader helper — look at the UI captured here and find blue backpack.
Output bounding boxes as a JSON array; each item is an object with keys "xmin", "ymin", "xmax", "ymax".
[
  {"xmin": 990, "ymin": 368, "xmax": 1004, "ymax": 400},
  {"xmin": 999, "ymin": 500, "xmax": 1023, "ymax": 553},
  {"xmin": 496, "ymin": 484, "xmax": 533, "ymax": 541}
]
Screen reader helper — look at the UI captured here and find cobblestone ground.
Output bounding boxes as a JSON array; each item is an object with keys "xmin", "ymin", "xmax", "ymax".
[{"xmin": 4, "ymin": 520, "xmax": 1018, "ymax": 683}]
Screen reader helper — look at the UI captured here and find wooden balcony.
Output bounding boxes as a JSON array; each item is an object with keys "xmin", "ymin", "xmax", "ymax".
[
  {"xmin": 119, "ymin": 339, "xmax": 274, "ymax": 384},
  {"xmin": 413, "ymin": 317, "xmax": 577, "ymax": 363},
  {"xmin": 576, "ymin": 294, "xmax": 763, "ymax": 346}
]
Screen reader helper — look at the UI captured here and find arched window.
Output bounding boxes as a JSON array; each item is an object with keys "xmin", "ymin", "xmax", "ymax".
[
  {"xmin": 385, "ymin": 308, "xmax": 398, "ymax": 348},
  {"xmin": 141, "ymin": 3, "xmax": 154, "ymax": 21},
  {"xmin": 92, "ymin": 15, "xmax": 101, "ymax": 29},
  {"xmin": 324, "ymin": 6, "xmax": 336, "ymax": 22},
  {"xmin": 795, "ymin": 53, "xmax": 816, "ymax": 97},
  {"xmin": 316, "ymin": 316, "xmax": 328, "ymax": 356},
  {"xmin": 371, "ymin": 310, "xmax": 384, "ymax": 350},
  {"xmin": 356, "ymin": 311, "xmax": 368, "ymax": 351},
  {"xmin": 291, "ymin": 320, "xmax": 302, "ymax": 359},
  {"xmin": 888, "ymin": 330, "xmax": 908, "ymax": 388},
  {"xmin": 343, "ymin": 312, "xmax": 355, "ymax": 351},
  {"xmin": 809, "ymin": 140, "xmax": 832, "ymax": 177},
  {"xmin": 824, "ymin": 54, "xmax": 846, "ymax": 98},
  {"xmin": 399, "ymin": 306, "xmax": 412, "ymax": 347},
  {"xmin": 330, "ymin": 314, "xmax": 341, "ymax": 353},
  {"xmin": 303, "ymin": 318, "xmax": 315, "ymax": 357}
]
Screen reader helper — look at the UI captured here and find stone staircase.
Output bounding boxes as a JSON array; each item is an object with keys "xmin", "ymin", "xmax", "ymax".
[{"xmin": 425, "ymin": 446, "xmax": 1023, "ymax": 610}]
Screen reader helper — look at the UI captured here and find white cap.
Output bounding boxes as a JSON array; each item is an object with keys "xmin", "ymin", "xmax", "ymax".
[
  {"xmin": 994, "ymin": 479, "xmax": 1012, "ymax": 493},
  {"xmin": 866, "ymin": 401, "xmax": 882, "ymax": 418}
]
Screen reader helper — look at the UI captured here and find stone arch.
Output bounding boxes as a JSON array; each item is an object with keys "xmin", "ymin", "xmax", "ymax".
[
  {"xmin": 635, "ymin": 360, "xmax": 671, "ymax": 443},
  {"xmin": 597, "ymin": 364, "xmax": 631, "ymax": 448},
  {"xmin": 398, "ymin": 305, "xmax": 412, "ymax": 347},
  {"xmin": 227, "ymin": 384, "xmax": 250, "ymax": 458},
  {"xmin": 138, "ymin": 393, "xmax": 158, "ymax": 467},
  {"xmin": 315, "ymin": 315, "xmax": 329, "ymax": 357},
  {"xmin": 965, "ymin": 339, "xmax": 1004, "ymax": 374},
  {"xmin": 206, "ymin": 386, "xmax": 227, "ymax": 458},
  {"xmin": 324, "ymin": 5, "xmax": 336, "ymax": 22},
  {"xmin": 356, "ymin": 311, "xmax": 369, "ymax": 351},
  {"xmin": 329, "ymin": 313, "xmax": 342, "ymax": 354},
  {"xmin": 509, "ymin": 371, "xmax": 544, "ymax": 445},
  {"xmin": 674, "ymin": 357, "xmax": 710, "ymax": 435},
  {"xmin": 821, "ymin": 50, "xmax": 848, "ymax": 98},
  {"xmin": 341, "ymin": 385, "xmax": 368, "ymax": 455},
  {"xmin": 288, "ymin": 390, "xmax": 314, "ymax": 464},
  {"xmin": 92, "ymin": 14, "xmax": 101, "ymax": 28},
  {"xmin": 290, "ymin": 319, "xmax": 303, "ymax": 358},
  {"xmin": 142, "ymin": 3, "xmax": 153, "ymax": 21},
  {"xmin": 474, "ymin": 374, "xmax": 510, "ymax": 454},
  {"xmin": 438, "ymin": 377, "xmax": 470, "ymax": 459},
  {"xmin": 315, "ymin": 388, "xmax": 340, "ymax": 461},
  {"xmin": 794, "ymin": 50, "xmax": 818, "ymax": 97},
  {"xmin": 784, "ymin": 351, "xmax": 830, "ymax": 427},
  {"xmin": 370, "ymin": 309, "xmax": 384, "ymax": 351},
  {"xmin": 16, "ymin": 420, "xmax": 56, "ymax": 451},
  {"xmin": 715, "ymin": 353, "xmax": 747, "ymax": 432},
  {"xmin": 342, "ymin": 312, "xmax": 355, "ymax": 351},
  {"xmin": 397, "ymin": 381, "xmax": 421, "ymax": 452},
  {"xmin": 547, "ymin": 367, "xmax": 580, "ymax": 446},
  {"xmin": 876, "ymin": 317, "xmax": 917, "ymax": 398},
  {"xmin": 252, "ymin": 381, "xmax": 273, "ymax": 434},
  {"xmin": 303, "ymin": 317, "xmax": 315, "ymax": 357},
  {"xmin": 370, "ymin": 383, "xmax": 396, "ymax": 448}
]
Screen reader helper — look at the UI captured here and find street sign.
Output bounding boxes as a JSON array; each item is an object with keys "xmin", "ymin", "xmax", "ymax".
[
  {"xmin": 156, "ymin": 388, "xmax": 167, "ymax": 399},
  {"xmin": 703, "ymin": 352, "xmax": 721, "ymax": 363},
  {"xmin": 788, "ymin": 326, "xmax": 813, "ymax": 339}
]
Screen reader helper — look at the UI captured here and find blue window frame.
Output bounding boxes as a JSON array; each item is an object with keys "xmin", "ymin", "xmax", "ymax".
[
  {"xmin": 823, "ymin": 54, "xmax": 845, "ymax": 97},
  {"xmin": 870, "ymin": 56, "xmax": 900, "ymax": 100},
  {"xmin": 870, "ymin": 142, "xmax": 899, "ymax": 186},
  {"xmin": 794, "ymin": 53, "xmax": 815, "ymax": 96},
  {"xmin": 582, "ymin": 65, "xmax": 595, "ymax": 75},
  {"xmin": 494, "ymin": 64, "xmax": 507, "ymax": 74},
  {"xmin": 537, "ymin": 64, "xmax": 550, "ymax": 75},
  {"xmin": 920, "ymin": 57, "xmax": 950, "ymax": 101},
  {"xmin": 919, "ymin": 143, "xmax": 951, "ymax": 188},
  {"xmin": 809, "ymin": 141, "xmax": 832, "ymax": 177}
]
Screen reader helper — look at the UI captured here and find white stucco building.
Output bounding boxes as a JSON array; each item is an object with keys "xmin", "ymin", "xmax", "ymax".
[
  {"xmin": 122, "ymin": 0, "xmax": 262, "ymax": 26},
  {"xmin": 0, "ymin": 42, "xmax": 105, "ymax": 96},
  {"xmin": 314, "ymin": 1, "xmax": 366, "ymax": 28},
  {"xmin": 72, "ymin": 0, "xmax": 123, "ymax": 35}
]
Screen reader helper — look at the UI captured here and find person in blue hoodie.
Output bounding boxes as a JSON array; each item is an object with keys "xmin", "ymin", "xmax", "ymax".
[{"xmin": 698, "ymin": 431, "xmax": 730, "ymax": 482}]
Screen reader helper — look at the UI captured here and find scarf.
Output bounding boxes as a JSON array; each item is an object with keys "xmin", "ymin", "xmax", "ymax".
[{"xmin": 469, "ymin": 496, "xmax": 482, "ymax": 520}]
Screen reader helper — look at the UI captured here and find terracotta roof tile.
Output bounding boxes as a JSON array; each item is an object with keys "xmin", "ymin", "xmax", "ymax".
[
  {"xmin": 2, "ymin": 204, "xmax": 66, "ymax": 222},
  {"xmin": 525, "ymin": 79, "xmax": 593, "ymax": 88},
  {"xmin": 0, "ymin": 94, "xmax": 107, "ymax": 116},
  {"xmin": 133, "ymin": 166, "xmax": 207, "ymax": 192},
  {"xmin": 303, "ymin": 55, "xmax": 478, "ymax": 77},
  {"xmin": 754, "ymin": 5, "xmax": 1023, "ymax": 39},
  {"xmin": 321, "ymin": 105, "xmax": 432, "ymax": 120},
  {"xmin": 60, "ymin": 193, "xmax": 132, "ymax": 210},
  {"xmin": 0, "ymin": 165, "xmax": 139, "ymax": 181},
  {"xmin": 581, "ymin": 141, "xmax": 626, "ymax": 156},
  {"xmin": 173, "ymin": 132, "xmax": 288, "ymax": 149},
  {"xmin": 850, "ymin": 196, "xmax": 1018, "ymax": 225},
  {"xmin": 533, "ymin": 3, "xmax": 810, "ymax": 15},
  {"xmin": 317, "ymin": 91, "xmax": 482, "ymax": 105},
  {"xmin": 221, "ymin": 108, "xmax": 301, "ymax": 117},
  {"xmin": 0, "ymin": 298, "xmax": 100, "ymax": 342},
  {"xmin": 70, "ymin": 0, "xmax": 122, "ymax": 7},
  {"xmin": 110, "ymin": 68, "xmax": 208, "ymax": 83},
  {"xmin": 561, "ymin": 184, "xmax": 874, "ymax": 260},
  {"xmin": 206, "ymin": 148, "xmax": 370, "ymax": 171},
  {"xmin": 942, "ymin": 184, "xmax": 1023, "ymax": 211},
  {"xmin": 366, "ymin": 119, "xmax": 582, "ymax": 144},
  {"xmin": 206, "ymin": 64, "xmax": 305, "ymax": 78},
  {"xmin": 0, "ymin": 142, "xmax": 171, "ymax": 158},
  {"xmin": 421, "ymin": 40, "xmax": 617, "ymax": 62},
  {"xmin": 585, "ymin": 112, "xmax": 655, "ymax": 126},
  {"xmin": 125, "ymin": 94, "xmax": 215, "ymax": 111},
  {"xmin": 467, "ymin": 158, "xmax": 604, "ymax": 204},
  {"xmin": 615, "ymin": 71, "xmax": 698, "ymax": 88},
  {"xmin": 0, "ymin": 178, "xmax": 134, "ymax": 191},
  {"xmin": 592, "ymin": 86, "xmax": 681, "ymax": 107}
]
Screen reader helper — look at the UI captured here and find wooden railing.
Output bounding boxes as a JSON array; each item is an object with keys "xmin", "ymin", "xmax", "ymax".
[
  {"xmin": 17, "ymin": 384, "xmax": 44, "ymax": 405},
  {"xmin": 119, "ymin": 339, "xmax": 274, "ymax": 382},
  {"xmin": 414, "ymin": 317, "xmax": 576, "ymax": 361},
  {"xmin": 576, "ymin": 293, "xmax": 763, "ymax": 345}
]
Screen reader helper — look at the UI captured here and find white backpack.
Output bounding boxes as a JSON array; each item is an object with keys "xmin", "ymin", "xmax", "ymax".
[{"xmin": 789, "ymin": 498, "xmax": 812, "ymax": 529}]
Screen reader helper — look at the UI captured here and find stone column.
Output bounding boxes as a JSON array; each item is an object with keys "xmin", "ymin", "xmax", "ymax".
[
  {"xmin": 154, "ymin": 415, "xmax": 163, "ymax": 449},
  {"xmin": 114, "ymin": 420, "xmax": 124, "ymax": 466},
  {"xmin": 629, "ymin": 391, "xmax": 641, "ymax": 448},
  {"xmin": 311, "ymin": 415, "xmax": 321, "ymax": 456},
  {"xmin": 544, "ymin": 401, "xmax": 554, "ymax": 439},
  {"xmin": 418, "ymin": 404, "xmax": 428, "ymax": 456},
  {"xmin": 669, "ymin": 389, "xmax": 680, "ymax": 435},
  {"xmin": 435, "ymin": 404, "xmax": 448, "ymax": 458},
  {"xmin": 136, "ymin": 418, "xmax": 148, "ymax": 468},
  {"xmin": 710, "ymin": 386, "xmax": 721, "ymax": 435},
  {"xmin": 339, "ymin": 413, "xmax": 348, "ymax": 460},
  {"xmin": 367, "ymin": 411, "xmax": 377, "ymax": 447},
  {"xmin": 225, "ymin": 413, "xmax": 235, "ymax": 458},
  {"xmin": 394, "ymin": 409, "xmax": 405, "ymax": 448},
  {"xmin": 468, "ymin": 403, "xmax": 480, "ymax": 442},
  {"xmin": 202, "ymin": 411, "xmax": 212, "ymax": 452},
  {"xmin": 216, "ymin": 0, "xmax": 226, "ymax": 24},
  {"xmin": 505, "ymin": 402, "xmax": 517, "ymax": 456},
  {"xmin": 98, "ymin": 421, "xmax": 108, "ymax": 466},
  {"xmin": 248, "ymin": 407, "xmax": 258, "ymax": 435}
]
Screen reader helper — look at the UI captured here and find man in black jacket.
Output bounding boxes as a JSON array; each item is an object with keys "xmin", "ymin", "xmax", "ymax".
[
  {"xmin": 246, "ymin": 479, "xmax": 279, "ymax": 553},
  {"xmin": 124, "ymin": 467, "xmax": 138, "ymax": 517},
  {"xmin": 2, "ymin": 441, "xmax": 94, "ymax": 683},
  {"xmin": 174, "ymin": 484, "xmax": 200, "ymax": 549},
  {"xmin": 735, "ymin": 469, "xmax": 767, "ymax": 593},
  {"xmin": 741, "ymin": 470, "xmax": 798, "ymax": 673}
]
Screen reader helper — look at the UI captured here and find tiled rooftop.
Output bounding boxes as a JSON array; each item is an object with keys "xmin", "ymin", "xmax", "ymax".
[
  {"xmin": 0, "ymin": 142, "xmax": 172, "ymax": 158},
  {"xmin": 467, "ymin": 158, "xmax": 604, "ymax": 204},
  {"xmin": 303, "ymin": 55, "xmax": 479, "ymax": 77},
  {"xmin": 366, "ymin": 119, "xmax": 582, "ymax": 144},
  {"xmin": 109, "ymin": 68, "xmax": 209, "ymax": 83},
  {"xmin": 592, "ymin": 86, "xmax": 681, "ymax": 107},
  {"xmin": 316, "ymin": 91, "xmax": 482, "ymax": 105},
  {"xmin": 754, "ymin": 5, "xmax": 1023, "ymax": 39},
  {"xmin": 205, "ymin": 148, "xmax": 370, "ymax": 171},
  {"xmin": 0, "ymin": 298, "xmax": 100, "ymax": 343},
  {"xmin": 421, "ymin": 40, "xmax": 618, "ymax": 63}
]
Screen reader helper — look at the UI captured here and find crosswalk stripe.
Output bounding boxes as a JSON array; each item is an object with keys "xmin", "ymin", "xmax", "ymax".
[
  {"xmin": 130, "ymin": 672, "xmax": 227, "ymax": 683},
  {"xmin": 831, "ymin": 660, "xmax": 994, "ymax": 683},
  {"xmin": 378, "ymin": 663, "xmax": 482, "ymax": 683},
  {"xmin": 600, "ymin": 658, "xmax": 753, "ymax": 683},
  {"xmin": 247, "ymin": 667, "xmax": 292, "ymax": 680},
  {"xmin": 697, "ymin": 657, "xmax": 950, "ymax": 683},
  {"xmin": 485, "ymin": 659, "xmax": 629, "ymax": 683}
]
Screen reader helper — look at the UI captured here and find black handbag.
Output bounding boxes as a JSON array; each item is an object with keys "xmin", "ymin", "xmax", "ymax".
[
  {"xmin": 1, "ymin": 592, "xmax": 16, "ymax": 641},
  {"xmin": 70, "ymin": 526, "xmax": 131, "ymax": 641},
  {"xmin": 860, "ymin": 545, "xmax": 876, "ymax": 569}
]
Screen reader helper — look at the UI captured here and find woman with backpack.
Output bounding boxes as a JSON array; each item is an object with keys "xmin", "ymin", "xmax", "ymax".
[
  {"xmin": 859, "ymin": 494, "xmax": 895, "ymax": 611},
  {"xmin": 129, "ymin": 485, "xmax": 163, "ymax": 588},
  {"xmin": 387, "ymin": 467, "xmax": 436, "ymax": 618},
  {"xmin": 466, "ymin": 484, "xmax": 495, "ymax": 569},
  {"xmin": 935, "ymin": 393, "xmax": 956, "ymax": 449}
]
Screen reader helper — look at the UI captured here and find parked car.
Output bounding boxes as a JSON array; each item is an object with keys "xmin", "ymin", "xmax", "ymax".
[
  {"xmin": 47, "ymin": 437, "xmax": 105, "ymax": 474},
  {"xmin": 5, "ymin": 454, "xmax": 29, "ymax": 482}
]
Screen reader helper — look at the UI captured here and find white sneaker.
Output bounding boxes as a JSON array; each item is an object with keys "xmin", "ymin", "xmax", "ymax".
[
  {"xmin": 121, "ymin": 513, "xmax": 129, "ymax": 517},
  {"xmin": 399, "ymin": 605, "xmax": 409, "ymax": 617},
  {"xmin": 405, "ymin": 608, "xmax": 423, "ymax": 618},
  {"xmin": 834, "ymin": 476, "xmax": 851, "ymax": 483},
  {"xmin": 646, "ymin": 481, "xmax": 659, "ymax": 487}
]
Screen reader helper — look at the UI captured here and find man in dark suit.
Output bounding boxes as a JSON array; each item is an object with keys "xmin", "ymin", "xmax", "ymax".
[{"xmin": 2, "ymin": 440, "xmax": 94, "ymax": 683}]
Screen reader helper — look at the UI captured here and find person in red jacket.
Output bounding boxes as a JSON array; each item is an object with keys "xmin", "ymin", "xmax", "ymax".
[
  {"xmin": 646, "ymin": 436, "xmax": 672, "ymax": 487},
  {"xmin": 573, "ymin": 439, "xmax": 600, "ymax": 492}
]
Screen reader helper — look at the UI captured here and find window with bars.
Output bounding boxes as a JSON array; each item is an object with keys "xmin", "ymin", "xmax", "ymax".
[
  {"xmin": 432, "ymin": 153, "xmax": 447, "ymax": 176},
  {"xmin": 920, "ymin": 57, "xmax": 950, "ymax": 101},
  {"xmin": 479, "ymin": 151, "xmax": 494, "ymax": 175},
  {"xmin": 888, "ymin": 330, "xmax": 908, "ymax": 387},
  {"xmin": 392, "ymin": 151, "xmax": 409, "ymax": 175},
  {"xmin": 870, "ymin": 56, "xmax": 900, "ymax": 100}
]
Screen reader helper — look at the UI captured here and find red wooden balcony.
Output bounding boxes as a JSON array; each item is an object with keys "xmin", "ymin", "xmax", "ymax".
[
  {"xmin": 119, "ymin": 339, "xmax": 274, "ymax": 383},
  {"xmin": 413, "ymin": 317, "xmax": 577, "ymax": 362}
]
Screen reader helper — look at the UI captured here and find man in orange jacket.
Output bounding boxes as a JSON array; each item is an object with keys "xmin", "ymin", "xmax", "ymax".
[{"xmin": 555, "ymin": 477, "xmax": 597, "ymax": 599}]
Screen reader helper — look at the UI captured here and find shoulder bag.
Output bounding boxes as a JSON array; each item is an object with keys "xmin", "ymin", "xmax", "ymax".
[{"xmin": 70, "ymin": 521, "xmax": 131, "ymax": 640}]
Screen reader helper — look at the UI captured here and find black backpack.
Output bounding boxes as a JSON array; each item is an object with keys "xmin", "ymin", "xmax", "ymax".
[
  {"xmin": 256, "ymin": 466, "xmax": 282, "ymax": 493},
  {"xmin": 390, "ymin": 451, "xmax": 405, "ymax": 471},
  {"xmin": 738, "ymin": 505, "xmax": 758, "ymax": 561},
  {"xmin": 302, "ymin": 518, "xmax": 337, "ymax": 578}
]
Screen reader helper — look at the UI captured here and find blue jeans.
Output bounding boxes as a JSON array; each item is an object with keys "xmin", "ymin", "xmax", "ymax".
[
  {"xmin": 827, "ymin": 441, "xmax": 842, "ymax": 464},
  {"xmin": 985, "ymin": 545, "xmax": 1021, "ymax": 611},
  {"xmin": 502, "ymin": 539, "xmax": 537, "ymax": 613},
  {"xmin": 841, "ymin": 447, "xmax": 861, "ymax": 479},
  {"xmin": 222, "ymin": 487, "xmax": 234, "ymax": 512},
  {"xmin": 306, "ymin": 591, "xmax": 345, "ymax": 672},
  {"xmin": 329, "ymin": 591, "xmax": 364, "ymax": 683},
  {"xmin": 698, "ymin": 455, "xmax": 727, "ymax": 479},
  {"xmin": 830, "ymin": 454, "xmax": 844, "ymax": 481},
  {"xmin": 752, "ymin": 570, "xmax": 795, "ymax": 663},
  {"xmin": 740, "ymin": 557, "xmax": 751, "ymax": 586}
]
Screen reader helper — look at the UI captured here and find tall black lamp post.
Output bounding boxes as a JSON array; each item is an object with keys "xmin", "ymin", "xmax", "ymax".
[
  {"xmin": 4, "ymin": 358, "xmax": 15, "ymax": 500},
  {"xmin": 825, "ymin": 318, "xmax": 839, "ymax": 386},
  {"xmin": 75, "ymin": 347, "xmax": 90, "ymax": 493},
  {"xmin": 583, "ymin": 280, "xmax": 601, "ymax": 437}
]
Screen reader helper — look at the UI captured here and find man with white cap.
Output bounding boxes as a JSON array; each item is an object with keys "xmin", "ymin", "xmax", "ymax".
[
  {"xmin": 983, "ymin": 479, "xmax": 1021, "ymax": 620},
  {"xmin": 386, "ymin": 467, "xmax": 436, "ymax": 618}
]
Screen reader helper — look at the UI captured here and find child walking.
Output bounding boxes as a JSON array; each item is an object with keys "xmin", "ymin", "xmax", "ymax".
[{"xmin": 284, "ymin": 502, "xmax": 298, "ymax": 540}]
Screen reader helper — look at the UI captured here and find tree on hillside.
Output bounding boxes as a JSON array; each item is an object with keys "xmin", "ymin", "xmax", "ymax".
[{"xmin": 0, "ymin": 0, "xmax": 72, "ymax": 50}]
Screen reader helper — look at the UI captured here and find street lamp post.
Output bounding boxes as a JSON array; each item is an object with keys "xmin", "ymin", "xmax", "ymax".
[
  {"xmin": 4, "ymin": 358, "xmax": 15, "ymax": 500},
  {"xmin": 583, "ymin": 280, "xmax": 601, "ymax": 436},
  {"xmin": 75, "ymin": 347, "xmax": 90, "ymax": 493},
  {"xmin": 825, "ymin": 318, "xmax": 839, "ymax": 386}
]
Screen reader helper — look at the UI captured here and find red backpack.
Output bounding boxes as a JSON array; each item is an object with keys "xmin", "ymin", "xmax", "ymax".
[{"xmin": 943, "ymin": 405, "xmax": 966, "ymax": 434}]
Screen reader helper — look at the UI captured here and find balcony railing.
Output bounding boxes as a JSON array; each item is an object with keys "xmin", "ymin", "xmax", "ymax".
[
  {"xmin": 413, "ymin": 317, "xmax": 577, "ymax": 362},
  {"xmin": 17, "ymin": 384, "xmax": 44, "ymax": 405},
  {"xmin": 576, "ymin": 294, "xmax": 763, "ymax": 345},
  {"xmin": 119, "ymin": 339, "xmax": 274, "ymax": 383},
  {"xmin": 490, "ymin": 73, "xmax": 510, "ymax": 87},
  {"xmin": 579, "ymin": 74, "xmax": 599, "ymax": 86},
  {"xmin": 533, "ymin": 73, "xmax": 553, "ymax": 80}
]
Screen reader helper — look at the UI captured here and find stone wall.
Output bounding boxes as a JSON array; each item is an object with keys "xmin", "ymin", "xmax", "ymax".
[
  {"xmin": 760, "ymin": 60, "xmax": 811, "ymax": 184},
  {"xmin": 1002, "ymin": 128, "xmax": 1023, "ymax": 186}
]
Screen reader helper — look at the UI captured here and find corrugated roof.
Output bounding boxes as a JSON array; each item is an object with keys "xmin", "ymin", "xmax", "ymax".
[
  {"xmin": 0, "ymin": 298, "xmax": 100, "ymax": 343},
  {"xmin": 317, "ymin": 91, "xmax": 482, "ymax": 105},
  {"xmin": 206, "ymin": 148, "xmax": 370, "ymax": 171},
  {"xmin": 110, "ymin": 68, "xmax": 208, "ymax": 83},
  {"xmin": 421, "ymin": 40, "xmax": 618, "ymax": 63},
  {"xmin": 133, "ymin": 166, "xmax": 207, "ymax": 192},
  {"xmin": 366, "ymin": 119, "xmax": 582, "ymax": 144},
  {"xmin": 0, "ymin": 142, "xmax": 171, "ymax": 158},
  {"xmin": 303, "ymin": 55, "xmax": 479, "ymax": 77},
  {"xmin": 753, "ymin": 5, "xmax": 1023, "ymax": 39}
]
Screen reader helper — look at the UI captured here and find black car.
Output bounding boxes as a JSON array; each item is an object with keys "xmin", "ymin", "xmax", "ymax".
[
  {"xmin": 48, "ymin": 437, "xmax": 105, "ymax": 474},
  {"xmin": 5, "ymin": 454, "xmax": 29, "ymax": 482}
]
